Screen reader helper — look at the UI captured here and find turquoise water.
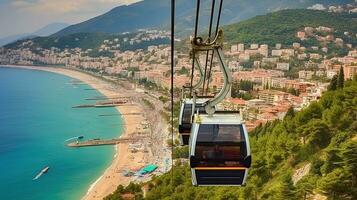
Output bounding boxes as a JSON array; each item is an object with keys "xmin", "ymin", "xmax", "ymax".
[{"xmin": 0, "ymin": 67, "xmax": 123, "ymax": 200}]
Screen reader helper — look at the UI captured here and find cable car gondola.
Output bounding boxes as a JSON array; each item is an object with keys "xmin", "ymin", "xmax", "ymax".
[
  {"xmin": 189, "ymin": 113, "xmax": 251, "ymax": 186},
  {"xmin": 178, "ymin": 98, "xmax": 207, "ymax": 145},
  {"xmin": 187, "ymin": 35, "xmax": 252, "ymax": 186}
]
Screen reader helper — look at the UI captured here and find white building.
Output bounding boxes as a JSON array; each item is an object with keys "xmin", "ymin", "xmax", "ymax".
[{"xmin": 277, "ymin": 63, "xmax": 290, "ymax": 71}]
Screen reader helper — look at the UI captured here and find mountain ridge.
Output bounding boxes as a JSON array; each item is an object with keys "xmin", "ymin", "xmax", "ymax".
[{"xmin": 53, "ymin": 0, "xmax": 354, "ymax": 37}]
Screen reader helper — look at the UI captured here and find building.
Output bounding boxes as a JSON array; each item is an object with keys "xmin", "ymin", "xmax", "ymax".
[
  {"xmin": 277, "ymin": 63, "xmax": 290, "ymax": 71},
  {"xmin": 299, "ymin": 70, "xmax": 314, "ymax": 80},
  {"xmin": 344, "ymin": 65, "xmax": 357, "ymax": 80},
  {"xmin": 327, "ymin": 70, "xmax": 338, "ymax": 79},
  {"xmin": 231, "ymin": 45, "xmax": 238, "ymax": 53},
  {"xmin": 258, "ymin": 90, "xmax": 289, "ymax": 104},
  {"xmin": 221, "ymin": 98, "xmax": 246, "ymax": 111},
  {"xmin": 250, "ymin": 44, "xmax": 259, "ymax": 49},
  {"xmin": 238, "ymin": 43, "xmax": 245, "ymax": 52},
  {"xmin": 272, "ymin": 49, "xmax": 295, "ymax": 57},
  {"xmin": 296, "ymin": 31, "xmax": 306, "ymax": 40},
  {"xmin": 293, "ymin": 43, "xmax": 301, "ymax": 48},
  {"xmin": 310, "ymin": 53, "xmax": 322, "ymax": 60}
]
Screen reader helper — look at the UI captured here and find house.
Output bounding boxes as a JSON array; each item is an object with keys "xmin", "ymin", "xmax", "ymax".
[
  {"xmin": 277, "ymin": 63, "xmax": 290, "ymax": 71},
  {"xmin": 299, "ymin": 70, "xmax": 314, "ymax": 80},
  {"xmin": 296, "ymin": 31, "xmax": 306, "ymax": 40},
  {"xmin": 258, "ymin": 90, "xmax": 290, "ymax": 104}
]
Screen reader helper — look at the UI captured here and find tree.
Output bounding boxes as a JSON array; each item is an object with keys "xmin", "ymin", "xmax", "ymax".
[
  {"xmin": 328, "ymin": 75, "xmax": 338, "ymax": 91},
  {"xmin": 284, "ymin": 107, "xmax": 295, "ymax": 120},
  {"xmin": 304, "ymin": 120, "xmax": 331, "ymax": 149},
  {"xmin": 317, "ymin": 168, "xmax": 350, "ymax": 199},
  {"xmin": 287, "ymin": 87, "xmax": 300, "ymax": 96},
  {"xmin": 272, "ymin": 174, "xmax": 298, "ymax": 200},
  {"xmin": 337, "ymin": 66, "xmax": 344, "ymax": 89},
  {"xmin": 341, "ymin": 141, "xmax": 357, "ymax": 197},
  {"xmin": 296, "ymin": 175, "xmax": 318, "ymax": 200}
]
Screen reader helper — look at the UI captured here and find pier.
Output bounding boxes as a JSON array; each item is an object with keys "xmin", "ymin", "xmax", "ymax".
[
  {"xmin": 72, "ymin": 99, "xmax": 129, "ymax": 108},
  {"xmin": 85, "ymin": 96, "xmax": 130, "ymax": 101},
  {"xmin": 66, "ymin": 137, "xmax": 147, "ymax": 147}
]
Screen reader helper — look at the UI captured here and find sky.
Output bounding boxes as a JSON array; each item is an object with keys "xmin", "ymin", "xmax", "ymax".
[{"xmin": 0, "ymin": 0, "xmax": 141, "ymax": 38}]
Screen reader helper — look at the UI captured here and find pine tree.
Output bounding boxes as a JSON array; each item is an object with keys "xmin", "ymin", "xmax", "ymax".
[
  {"xmin": 284, "ymin": 107, "xmax": 295, "ymax": 120},
  {"xmin": 337, "ymin": 66, "xmax": 344, "ymax": 89},
  {"xmin": 328, "ymin": 75, "xmax": 338, "ymax": 91},
  {"xmin": 273, "ymin": 174, "xmax": 298, "ymax": 200},
  {"xmin": 341, "ymin": 141, "xmax": 357, "ymax": 198}
]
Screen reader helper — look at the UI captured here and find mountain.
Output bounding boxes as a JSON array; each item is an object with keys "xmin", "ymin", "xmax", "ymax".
[
  {"xmin": 5, "ymin": 9, "xmax": 356, "ymax": 56},
  {"xmin": 32, "ymin": 23, "xmax": 70, "ymax": 37},
  {"xmin": 0, "ymin": 23, "xmax": 69, "ymax": 47},
  {"xmin": 53, "ymin": 0, "xmax": 354, "ymax": 37},
  {"xmin": 223, "ymin": 9, "xmax": 357, "ymax": 46},
  {"xmin": 105, "ymin": 77, "xmax": 357, "ymax": 200}
]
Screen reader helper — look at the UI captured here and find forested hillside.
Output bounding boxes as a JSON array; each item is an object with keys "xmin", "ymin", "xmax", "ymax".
[
  {"xmin": 105, "ymin": 76, "xmax": 357, "ymax": 200},
  {"xmin": 224, "ymin": 9, "xmax": 357, "ymax": 46}
]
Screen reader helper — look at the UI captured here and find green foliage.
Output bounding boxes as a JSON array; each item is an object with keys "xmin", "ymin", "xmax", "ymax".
[
  {"xmin": 173, "ymin": 146, "xmax": 189, "ymax": 159},
  {"xmin": 224, "ymin": 9, "xmax": 357, "ymax": 49},
  {"xmin": 138, "ymin": 78, "xmax": 158, "ymax": 90},
  {"xmin": 328, "ymin": 75, "xmax": 338, "ymax": 91},
  {"xmin": 337, "ymin": 66, "xmax": 345, "ymax": 89},
  {"xmin": 287, "ymin": 88, "xmax": 300, "ymax": 96},
  {"xmin": 296, "ymin": 175, "xmax": 317, "ymax": 200},
  {"xmin": 105, "ymin": 182, "xmax": 144, "ymax": 200},
  {"xmin": 231, "ymin": 80, "xmax": 254, "ymax": 99},
  {"xmin": 317, "ymin": 168, "xmax": 351, "ymax": 199},
  {"xmin": 5, "ymin": 32, "xmax": 169, "ymax": 54},
  {"xmin": 159, "ymin": 96, "xmax": 169, "ymax": 104},
  {"xmin": 177, "ymin": 67, "xmax": 189, "ymax": 76},
  {"xmin": 142, "ymin": 98, "xmax": 155, "ymax": 109}
]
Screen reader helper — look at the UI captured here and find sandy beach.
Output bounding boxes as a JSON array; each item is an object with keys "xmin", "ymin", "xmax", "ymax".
[{"xmin": 2, "ymin": 65, "xmax": 170, "ymax": 200}]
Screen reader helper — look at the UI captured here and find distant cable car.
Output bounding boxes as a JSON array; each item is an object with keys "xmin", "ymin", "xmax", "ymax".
[
  {"xmin": 178, "ymin": 98, "xmax": 208, "ymax": 145},
  {"xmin": 178, "ymin": 55, "xmax": 205, "ymax": 145},
  {"xmin": 189, "ymin": 113, "xmax": 251, "ymax": 186}
]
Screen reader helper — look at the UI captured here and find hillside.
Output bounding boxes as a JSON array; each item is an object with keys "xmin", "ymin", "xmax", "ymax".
[
  {"xmin": 105, "ymin": 77, "xmax": 357, "ymax": 200},
  {"xmin": 4, "ymin": 31, "xmax": 170, "ymax": 54},
  {"xmin": 224, "ymin": 9, "xmax": 357, "ymax": 46},
  {"xmin": 5, "ymin": 9, "xmax": 356, "ymax": 55},
  {"xmin": 53, "ymin": 0, "xmax": 353, "ymax": 37}
]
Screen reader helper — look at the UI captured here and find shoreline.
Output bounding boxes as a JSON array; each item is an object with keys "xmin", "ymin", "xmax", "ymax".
[{"xmin": 1, "ymin": 65, "xmax": 156, "ymax": 200}]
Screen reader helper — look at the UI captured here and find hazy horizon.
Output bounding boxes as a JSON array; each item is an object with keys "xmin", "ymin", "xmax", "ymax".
[{"xmin": 0, "ymin": 0, "xmax": 141, "ymax": 38}]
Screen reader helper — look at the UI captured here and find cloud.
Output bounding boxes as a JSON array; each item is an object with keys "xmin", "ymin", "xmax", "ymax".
[{"xmin": 11, "ymin": 0, "xmax": 140, "ymax": 14}]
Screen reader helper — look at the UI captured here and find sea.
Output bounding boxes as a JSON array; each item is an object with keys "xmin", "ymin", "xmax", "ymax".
[{"xmin": 0, "ymin": 67, "xmax": 123, "ymax": 200}]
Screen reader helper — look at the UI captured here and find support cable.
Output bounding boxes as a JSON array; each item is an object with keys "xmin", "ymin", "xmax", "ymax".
[
  {"xmin": 206, "ymin": 0, "xmax": 223, "ymax": 95},
  {"xmin": 190, "ymin": 0, "xmax": 201, "ymax": 96},
  {"xmin": 170, "ymin": 0, "xmax": 175, "ymax": 192},
  {"xmin": 202, "ymin": 0, "xmax": 216, "ymax": 95}
]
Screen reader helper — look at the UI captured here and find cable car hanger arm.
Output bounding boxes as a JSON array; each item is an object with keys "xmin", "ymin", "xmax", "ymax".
[
  {"xmin": 205, "ymin": 48, "xmax": 232, "ymax": 115},
  {"xmin": 191, "ymin": 29, "xmax": 224, "ymax": 52},
  {"xmin": 191, "ymin": 56, "xmax": 204, "ymax": 90}
]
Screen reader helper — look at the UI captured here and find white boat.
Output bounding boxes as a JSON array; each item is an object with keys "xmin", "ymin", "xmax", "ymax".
[{"xmin": 33, "ymin": 166, "xmax": 50, "ymax": 180}]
